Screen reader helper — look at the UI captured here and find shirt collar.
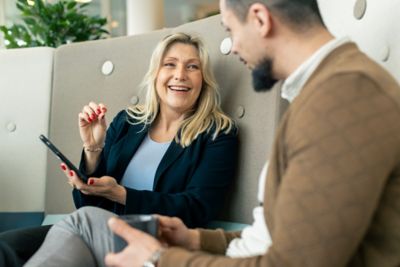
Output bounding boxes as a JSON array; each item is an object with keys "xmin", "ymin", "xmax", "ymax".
[{"xmin": 281, "ymin": 36, "xmax": 350, "ymax": 103}]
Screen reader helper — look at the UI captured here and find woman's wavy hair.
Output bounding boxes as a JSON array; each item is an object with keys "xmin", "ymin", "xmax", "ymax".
[{"xmin": 126, "ymin": 32, "xmax": 234, "ymax": 147}]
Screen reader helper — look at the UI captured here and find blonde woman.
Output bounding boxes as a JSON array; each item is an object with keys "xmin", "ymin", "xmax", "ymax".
[
  {"xmin": 68, "ymin": 32, "xmax": 237, "ymax": 227},
  {"xmin": 1, "ymin": 33, "xmax": 237, "ymax": 266}
]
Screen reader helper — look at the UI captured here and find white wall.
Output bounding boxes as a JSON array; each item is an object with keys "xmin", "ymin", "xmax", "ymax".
[
  {"xmin": 0, "ymin": 0, "xmax": 4, "ymax": 25},
  {"xmin": 318, "ymin": 0, "xmax": 400, "ymax": 82},
  {"xmin": 0, "ymin": 0, "xmax": 4, "ymax": 49},
  {"xmin": 126, "ymin": 0, "xmax": 164, "ymax": 35}
]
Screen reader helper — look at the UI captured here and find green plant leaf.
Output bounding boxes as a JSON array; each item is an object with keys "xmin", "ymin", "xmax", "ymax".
[
  {"xmin": 4, "ymin": 0, "xmax": 109, "ymax": 49},
  {"xmin": 23, "ymin": 17, "xmax": 36, "ymax": 26},
  {"xmin": 78, "ymin": 3, "xmax": 90, "ymax": 9},
  {"xmin": 16, "ymin": 3, "xmax": 25, "ymax": 12},
  {"xmin": 67, "ymin": 1, "xmax": 77, "ymax": 10}
]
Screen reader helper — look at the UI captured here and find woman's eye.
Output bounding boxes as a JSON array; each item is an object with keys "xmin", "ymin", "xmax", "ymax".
[
  {"xmin": 187, "ymin": 64, "xmax": 199, "ymax": 70},
  {"xmin": 163, "ymin": 62, "xmax": 175, "ymax": 67}
]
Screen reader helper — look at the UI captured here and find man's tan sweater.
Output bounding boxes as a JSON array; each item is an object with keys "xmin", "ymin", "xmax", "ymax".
[{"xmin": 159, "ymin": 43, "xmax": 400, "ymax": 267}]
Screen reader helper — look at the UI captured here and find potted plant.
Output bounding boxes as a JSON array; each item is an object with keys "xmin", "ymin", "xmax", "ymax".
[{"xmin": 0, "ymin": 0, "xmax": 109, "ymax": 48}]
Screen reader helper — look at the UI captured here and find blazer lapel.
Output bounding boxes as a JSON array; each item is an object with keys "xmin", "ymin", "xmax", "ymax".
[{"xmin": 153, "ymin": 141, "xmax": 184, "ymax": 189}]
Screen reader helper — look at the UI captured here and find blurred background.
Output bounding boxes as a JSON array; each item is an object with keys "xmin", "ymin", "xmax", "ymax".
[{"xmin": 0, "ymin": 0, "xmax": 219, "ymax": 47}]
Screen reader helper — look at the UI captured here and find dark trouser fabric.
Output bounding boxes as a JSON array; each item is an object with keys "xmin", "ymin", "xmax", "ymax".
[
  {"xmin": 0, "ymin": 240, "xmax": 22, "ymax": 267},
  {"xmin": 0, "ymin": 225, "xmax": 51, "ymax": 265}
]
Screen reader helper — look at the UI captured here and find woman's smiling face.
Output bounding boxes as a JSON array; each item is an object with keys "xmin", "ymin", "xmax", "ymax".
[{"xmin": 155, "ymin": 42, "xmax": 203, "ymax": 115}]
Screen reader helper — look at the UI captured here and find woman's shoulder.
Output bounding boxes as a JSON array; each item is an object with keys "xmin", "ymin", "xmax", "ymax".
[
  {"xmin": 113, "ymin": 109, "xmax": 141, "ymax": 123},
  {"xmin": 115, "ymin": 109, "xmax": 128, "ymax": 120},
  {"xmin": 110, "ymin": 109, "xmax": 145, "ymax": 129},
  {"xmin": 202, "ymin": 120, "xmax": 238, "ymax": 141}
]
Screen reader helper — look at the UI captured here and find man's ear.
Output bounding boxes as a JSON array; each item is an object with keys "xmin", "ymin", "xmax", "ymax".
[{"xmin": 248, "ymin": 3, "xmax": 272, "ymax": 37}]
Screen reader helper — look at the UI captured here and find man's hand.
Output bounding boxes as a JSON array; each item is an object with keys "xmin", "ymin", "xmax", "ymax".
[
  {"xmin": 157, "ymin": 215, "xmax": 200, "ymax": 250},
  {"xmin": 105, "ymin": 217, "xmax": 162, "ymax": 267}
]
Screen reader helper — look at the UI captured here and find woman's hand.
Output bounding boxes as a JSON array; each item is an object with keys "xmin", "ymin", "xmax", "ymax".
[
  {"xmin": 60, "ymin": 163, "xmax": 127, "ymax": 205},
  {"xmin": 157, "ymin": 215, "xmax": 200, "ymax": 250},
  {"xmin": 83, "ymin": 176, "xmax": 127, "ymax": 205},
  {"xmin": 79, "ymin": 102, "xmax": 107, "ymax": 148}
]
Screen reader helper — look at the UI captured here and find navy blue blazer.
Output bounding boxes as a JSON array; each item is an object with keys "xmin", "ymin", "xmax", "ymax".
[{"xmin": 73, "ymin": 110, "xmax": 238, "ymax": 227}]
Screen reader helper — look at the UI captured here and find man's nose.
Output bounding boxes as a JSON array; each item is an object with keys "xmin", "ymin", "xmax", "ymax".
[{"xmin": 231, "ymin": 45, "xmax": 237, "ymax": 55}]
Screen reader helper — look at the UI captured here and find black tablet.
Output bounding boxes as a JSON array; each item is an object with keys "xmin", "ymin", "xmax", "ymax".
[{"xmin": 39, "ymin": 134, "xmax": 88, "ymax": 182}]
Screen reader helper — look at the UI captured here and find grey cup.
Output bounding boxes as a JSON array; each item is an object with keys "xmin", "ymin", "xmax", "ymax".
[{"xmin": 112, "ymin": 214, "xmax": 159, "ymax": 252}]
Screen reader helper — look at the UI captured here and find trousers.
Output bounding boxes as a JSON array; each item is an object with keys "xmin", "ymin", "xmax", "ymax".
[
  {"xmin": 0, "ymin": 224, "xmax": 51, "ymax": 266},
  {"xmin": 25, "ymin": 207, "xmax": 117, "ymax": 267}
]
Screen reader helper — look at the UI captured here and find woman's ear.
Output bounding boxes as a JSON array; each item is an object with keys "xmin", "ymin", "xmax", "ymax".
[{"xmin": 248, "ymin": 3, "xmax": 272, "ymax": 37}]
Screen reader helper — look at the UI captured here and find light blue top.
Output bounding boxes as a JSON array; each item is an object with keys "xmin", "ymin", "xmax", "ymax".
[{"xmin": 121, "ymin": 134, "xmax": 171, "ymax": 191}]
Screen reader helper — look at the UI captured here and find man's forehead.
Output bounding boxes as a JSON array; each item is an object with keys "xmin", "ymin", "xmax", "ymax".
[
  {"xmin": 219, "ymin": 0, "xmax": 228, "ymax": 15},
  {"xmin": 220, "ymin": 17, "xmax": 231, "ymax": 32},
  {"xmin": 219, "ymin": 4, "xmax": 231, "ymax": 27}
]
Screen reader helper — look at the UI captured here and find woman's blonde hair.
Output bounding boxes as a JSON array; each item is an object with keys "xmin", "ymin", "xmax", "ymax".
[{"xmin": 127, "ymin": 32, "xmax": 234, "ymax": 147}]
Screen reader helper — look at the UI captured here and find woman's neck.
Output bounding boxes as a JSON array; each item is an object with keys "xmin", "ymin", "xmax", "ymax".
[{"xmin": 150, "ymin": 109, "xmax": 186, "ymax": 143}]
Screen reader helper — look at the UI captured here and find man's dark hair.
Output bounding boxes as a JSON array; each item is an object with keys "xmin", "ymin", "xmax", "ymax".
[{"xmin": 225, "ymin": 0, "xmax": 325, "ymax": 30}]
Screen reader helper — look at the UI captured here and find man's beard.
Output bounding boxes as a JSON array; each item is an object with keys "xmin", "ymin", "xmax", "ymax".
[{"xmin": 251, "ymin": 58, "xmax": 278, "ymax": 92}]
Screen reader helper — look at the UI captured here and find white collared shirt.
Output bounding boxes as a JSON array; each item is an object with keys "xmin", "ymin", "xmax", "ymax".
[{"xmin": 281, "ymin": 36, "xmax": 350, "ymax": 103}]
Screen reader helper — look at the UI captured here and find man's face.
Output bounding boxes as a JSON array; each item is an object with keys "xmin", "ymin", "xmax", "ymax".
[
  {"xmin": 220, "ymin": 0, "xmax": 278, "ymax": 91},
  {"xmin": 220, "ymin": 0, "xmax": 257, "ymax": 69}
]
